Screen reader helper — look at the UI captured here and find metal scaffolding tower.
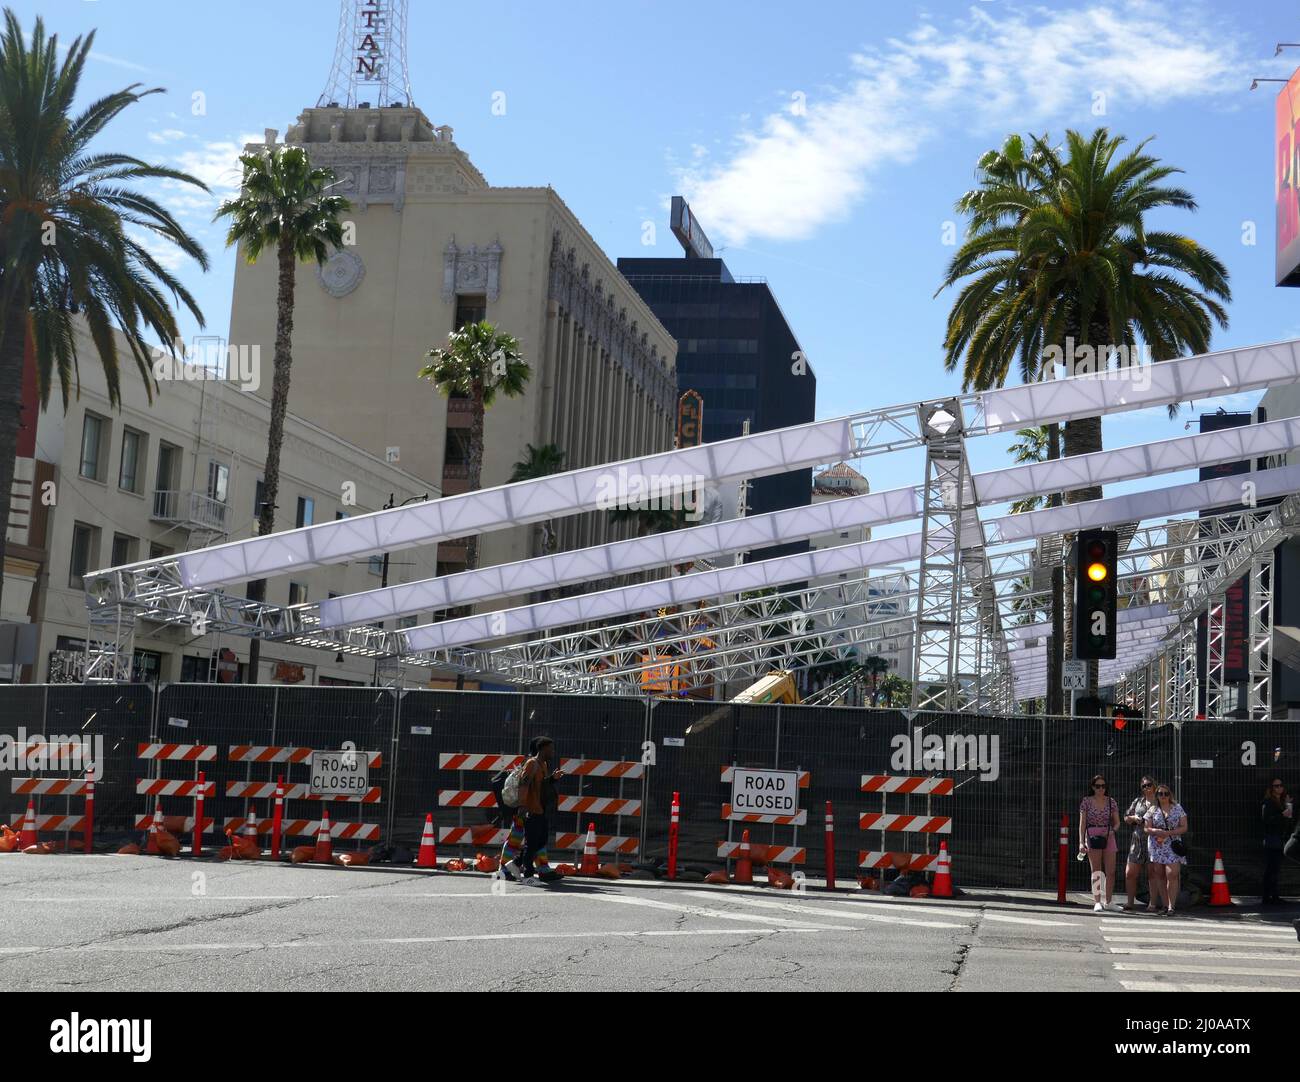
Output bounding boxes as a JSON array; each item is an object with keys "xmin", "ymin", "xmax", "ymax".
[{"xmin": 318, "ymin": 0, "xmax": 414, "ymax": 109}]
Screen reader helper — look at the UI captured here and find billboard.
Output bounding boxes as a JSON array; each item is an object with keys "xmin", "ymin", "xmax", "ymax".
[
  {"xmin": 670, "ymin": 196, "xmax": 714, "ymax": 260},
  {"xmin": 1276, "ymin": 67, "xmax": 1300, "ymax": 285}
]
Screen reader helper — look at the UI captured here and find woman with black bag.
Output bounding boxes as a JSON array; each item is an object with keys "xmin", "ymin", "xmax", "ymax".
[
  {"xmin": 1144, "ymin": 783, "xmax": 1189, "ymax": 916},
  {"xmin": 1078, "ymin": 774, "xmax": 1123, "ymax": 913}
]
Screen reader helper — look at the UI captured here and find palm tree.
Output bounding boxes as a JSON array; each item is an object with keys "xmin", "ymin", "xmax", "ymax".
[
  {"xmin": 215, "ymin": 143, "xmax": 350, "ymax": 680},
  {"xmin": 940, "ymin": 128, "xmax": 1230, "ymax": 702},
  {"xmin": 509, "ymin": 442, "xmax": 565, "ymax": 556},
  {"xmin": 862, "ymin": 654, "xmax": 890, "ymax": 705},
  {"xmin": 941, "ymin": 128, "xmax": 1229, "ymax": 494},
  {"xmin": 0, "ymin": 11, "xmax": 209, "ymax": 615},
  {"xmin": 1008, "ymin": 426, "xmax": 1048, "ymax": 514},
  {"xmin": 878, "ymin": 673, "xmax": 911, "ymax": 708},
  {"xmin": 420, "ymin": 320, "xmax": 529, "ymax": 569}
]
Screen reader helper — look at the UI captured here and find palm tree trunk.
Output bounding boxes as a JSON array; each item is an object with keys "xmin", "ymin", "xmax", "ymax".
[
  {"xmin": 0, "ymin": 306, "xmax": 27, "ymax": 622},
  {"xmin": 465, "ymin": 382, "xmax": 485, "ymax": 570},
  {"xmin": 246, "ymin": 237, "xmax": 298, "ymax": 682}
]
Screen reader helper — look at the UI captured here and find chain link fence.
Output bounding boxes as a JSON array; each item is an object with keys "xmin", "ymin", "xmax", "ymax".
[{"xmin": 1, "ymin": 685, "xmax": 1295, "ymax": 896}]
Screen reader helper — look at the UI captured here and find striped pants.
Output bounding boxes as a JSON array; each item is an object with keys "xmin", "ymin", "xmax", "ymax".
[{"xmin": 500, "ymin": 811, "xmax": 550, "ymax": 873}]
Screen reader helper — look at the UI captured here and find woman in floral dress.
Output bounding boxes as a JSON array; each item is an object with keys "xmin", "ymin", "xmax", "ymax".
[{"xmin": 1144, "ymin": 783, "xmax": 1188, "ymax": 916}]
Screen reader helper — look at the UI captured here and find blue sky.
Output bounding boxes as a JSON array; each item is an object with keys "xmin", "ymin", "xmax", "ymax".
[{"xmin": 14, "ymin": 0, "xmax": 1300, "ymax": 505}]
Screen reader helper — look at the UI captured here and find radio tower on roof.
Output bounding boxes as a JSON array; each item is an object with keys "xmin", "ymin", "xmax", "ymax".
[{"xmin": 317, "ymin": 0, "xmax": 414, "ymax": 109}]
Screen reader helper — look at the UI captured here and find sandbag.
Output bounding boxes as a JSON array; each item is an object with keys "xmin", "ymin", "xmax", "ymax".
[
  {"xmin": 0, "ymin": 827, "xmax": 20, "ymax": 853},
  {"xmin": 155, "ymin": 830, "xmax": 181, "ymax": 858},
  {"xmin": 597, "ymin": 863, "xmax": 623, "ymax": 879},
  {"xmin": 909, "ymin": 884, "xmax": 931, "ymax": 898},
  {"xmin": 334, "ymin": 852, "xmax": 370, "ymax": 867},
  {"xmin": 555, "ymin": 863, "xmax": 576, "ymax": 876},
  {"xmin": 290, "ymin": 845, "xmax": 315, "ymax": 864},
  {"xmin": 116, "ymin": 842, "xmax": 141, "ymax": 856},
  {"xmin": 765, "ymin": 867, "xmax": 793, "ymax": 890},
  {"xmin": 446, "ymin": 857, "xmax": 467, "ymax": 872},
  {"xmin": 704, "ymin": 870, "xmax": 730, "ymax": 885},
  {"xmin": 474, "ymin": 854, "xmax": 499, "ymax": 873},
  {"xmin": 22, "ymin": 843, "xmax": 52, "ymax": 855}
]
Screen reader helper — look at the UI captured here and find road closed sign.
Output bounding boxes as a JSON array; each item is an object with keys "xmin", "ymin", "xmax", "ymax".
[
  {"xmin": 730, "ymin": 768, "xmax": 799, "ymax": 815},
  {"xmin": 309, "ymin": 749, "xmax": 369, "ymax": 797}
]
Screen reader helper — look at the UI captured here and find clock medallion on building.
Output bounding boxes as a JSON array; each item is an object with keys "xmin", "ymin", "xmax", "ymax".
[{"xmin": 317, "ymin": 250, "xmax": 365, "ymax": 298}]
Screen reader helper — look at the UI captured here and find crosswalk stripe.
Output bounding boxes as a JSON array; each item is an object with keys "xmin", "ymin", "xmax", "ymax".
[
  {"xmin": 1100, "ymin": 921, "xmax": 1295, "ymax": 938},
  {"xmin": 1118, "ymin": 979, "xmax": 1295, "ymax": 993},
  {"xmin": 672, "ymin": 890, "xmax": 969, "ymax": 929},
  {"xmin": 1113, "ymin": 961, "xmax": 1300, "ymax": 978},
  {"xmin": 1107, "ymin": 946, "xmax": 1300, "ymax": 961},
  {"xmin": 983, "ymin": 913, "xmax": 1088, "ymax": 927},
  {"xmin": 583, "ymin": 892, "xmax": 854, "ymax": 930},
  {"xmin": 1103, "ymin": 933, "xmax": 1300, "ymax": 948}
]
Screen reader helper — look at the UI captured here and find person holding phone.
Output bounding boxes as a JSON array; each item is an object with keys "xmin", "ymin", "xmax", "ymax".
[
  {"xmin": 1079, "ymin": 774, "xmax": 1122, "ymax": 913},
  {"xmin": 1144, "ymin": 783, "xmax": 1188, "ymax": 916}
]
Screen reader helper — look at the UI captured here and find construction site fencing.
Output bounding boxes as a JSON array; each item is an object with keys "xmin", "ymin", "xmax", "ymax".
[{"xmin": 0, "ymin": 684, "xmax": 1295, "ymax": 897}]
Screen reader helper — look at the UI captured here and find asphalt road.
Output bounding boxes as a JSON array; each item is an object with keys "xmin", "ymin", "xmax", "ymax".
[{"xmin": 1, "ymin": 857, "xmax": 1298, "ymax": 992}]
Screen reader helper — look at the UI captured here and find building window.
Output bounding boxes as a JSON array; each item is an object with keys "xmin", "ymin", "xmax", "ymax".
[
  {"xmin": 335, "ymin": 510, "xmax": 350, "ymax": 521},
  {"xmin": 367, "ymin": 555, "xmax": 383, "ymax": 576},
  {"xmin": 80, "ymin": 414, "xmax": 106, "ymax": 481},
  {"xmin": 110, "ymin": 533, "xmax": 137, "ymax": 567},
  {"xmin": 296, "ymin": 496, "xmax": 314, "ymax": 528},
  {"xmin": 455, "ymin": 294, "xmax": 486, "ymax": 329},
  {"xmin": 70, "ymin": 522, "xmax": 100, "ymax": 588},
  {"xmin": 149, "ymin": 542, "xmax": 173, "ymax": 560},
  {"xmin": 288, "ymin": 582, "xmax": 308, "ymax": 605},
  {"xmin": 207, "ymin": 461, "xmax": 229, "ymax": 504},
  {"xmin": 398, "ymin": 614, "xmax": 418, "ymax": 630},
  {"xmin": 119, "ymin": 428, "xmax": 145, "ymax": 493}
]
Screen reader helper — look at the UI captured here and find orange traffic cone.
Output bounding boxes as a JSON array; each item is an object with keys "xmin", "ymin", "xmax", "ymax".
[
  {"xmin": 1209, "ymin": 851, "xmax": 1232, "ymax": 907},
  {"xmin": 416, "ymin": 813, "xmax": 438, "ymax": 868},
  {"xmin": 145, "ymin": 803, "xmax": 163, "ymax": 855},
  {"xmin": 579, "ymin": 822, "xmax": 599, "ymax": 875},
  {"xmin": 734, "ymin": 829, "xmax": 753, "ymax": 885},
  {"xmin": 932, "ymin": 840, "xmax": 953, "ymax": 898},
  {"xmin": 313, "ymin": 811, "xmax": 333, "ymax": 864},
  {"xmin": 17, "ymin": 800, "xmax": 37, "ymax": 848}
]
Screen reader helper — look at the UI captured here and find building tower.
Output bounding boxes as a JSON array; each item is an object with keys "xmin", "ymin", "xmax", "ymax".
[{"xmin": 318, "ymin": 0, "xmax": 415, "ymax": 109}]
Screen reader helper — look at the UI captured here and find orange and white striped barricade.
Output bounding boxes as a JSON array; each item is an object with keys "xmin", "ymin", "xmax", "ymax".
[
  {"xmin": 225, "ymin": 745, "xmax": 383, "ymax": 853},
  {"xmin": 858, "ymin": 774, "xmax": 954, "ymax": 888},
  {"xmin": 437, "ymin": 753, "xmax": 644, "ymax": 859},
  {"xmin": 9, "ymin": 740, "xmax": 98, "ymax": 850},
  {"xmin": 719, "ymin": 764, "xmax": 811, "ymax": 877},
  {"xmin": 134, "ymin": 742, "xmax": 217, "ymax": 842}
]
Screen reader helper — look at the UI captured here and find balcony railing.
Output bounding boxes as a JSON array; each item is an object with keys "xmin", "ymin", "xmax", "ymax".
[{"xmin": 151, "ymin": 490, "xmax": 230, "ymax": 533}]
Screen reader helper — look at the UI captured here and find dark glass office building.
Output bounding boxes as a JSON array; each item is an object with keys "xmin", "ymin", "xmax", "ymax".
[{"xmin": 617, "ymin": 244, "xmax": 816, "ymax": 560}]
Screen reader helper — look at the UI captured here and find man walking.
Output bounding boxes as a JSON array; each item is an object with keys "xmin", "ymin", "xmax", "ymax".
[{"xmin": 501, "ymin": 736, "xmax": 563, "ymax": 885}]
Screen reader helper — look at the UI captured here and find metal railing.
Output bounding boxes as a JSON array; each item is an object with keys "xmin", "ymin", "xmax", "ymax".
[{"xmin": 151, "ymin": 490, "xmax": 230, "ymax": 533}]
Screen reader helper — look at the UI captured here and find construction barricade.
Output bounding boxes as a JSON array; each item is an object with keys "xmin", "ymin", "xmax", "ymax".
[
  {"xmin": 437, "ymin": 752, "xmax": 643, "ymax": 858},
  {"xmin": 224, "ymin": 744, "xmax": 383, "ymax": 850},
  {"xmin": 858, "ymin": 773, "xmax": 954, "ymax": 884},
  {"xmin": 718, "ymin": 764, "xmax": 809, "ymax": 873},
  {"xmin": 8, "ymin": 739, "xmax": 96, "ymax": 851},
  {"xmin": 135, "ymin": 742, "xmax": 217, "ymax": 846}
]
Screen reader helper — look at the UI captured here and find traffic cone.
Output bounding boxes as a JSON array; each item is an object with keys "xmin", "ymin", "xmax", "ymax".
[
  {"xmin": 734, "ymin": 829, "xmax": 753, "ymax": 885},
  {"xmin": 313, "ymin": 811, "xmax": 333, "ymax": 864},
  {"xmin": 932, "ymin": 840, "xmax": 953, "ymax": 898},
  {"xmin": 1209, "ymin": 851, "xmax": 1232, "ymax": 906},
  {"xmin": 579, "ymin": 822, "xmax": 599, "ymax": 875},
  {"xmin": 17, "ymin": 800, "xmax": 37, "ymax": 848},
  {"xmin": 416, "ymin": 813, "xmax": 438, "ymax": 868},
  {"xmin": 145, "ymin": 803, "xmax": 163, "ymax": 855},
  {"xmin": 244, "ymin": 805, "xmax": 259, "ymax": 844}
]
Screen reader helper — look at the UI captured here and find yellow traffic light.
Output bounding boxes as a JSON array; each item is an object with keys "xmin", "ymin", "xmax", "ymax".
[{"xmin": 1087, "ymin": 562, "xmax": 1108, "ymax": 582}]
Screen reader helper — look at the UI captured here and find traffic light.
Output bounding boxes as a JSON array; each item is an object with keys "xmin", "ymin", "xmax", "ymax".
[{"xmin": 1074, "ymin": 528, "xmax": 1117, "ymax": 660}]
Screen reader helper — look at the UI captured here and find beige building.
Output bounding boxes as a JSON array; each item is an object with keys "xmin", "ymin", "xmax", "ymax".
[
  {"xmin": 228, "ymin": 106, "xmax": 679, "ymax": 580},
  {"xmin": 1, "ymin": 319, "xmax": 437, "ymax": 686}
]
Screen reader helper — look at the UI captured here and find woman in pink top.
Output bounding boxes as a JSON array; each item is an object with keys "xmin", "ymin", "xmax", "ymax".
[{"xmin": 1078, "ymin": 773, "xmax": 1122, "ymax": 913}]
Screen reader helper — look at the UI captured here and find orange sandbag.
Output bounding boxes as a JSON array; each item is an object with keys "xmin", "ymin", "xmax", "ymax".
[
  {"xmin": 334, "ymin": 852, "xmax": 370, "ymax": 867},
  {"xmin": 117, "ymin": 842, "xmax": 141, "ymax": 856},
  {"xmin": 765, "ymin": 867, "xmax": 793, "ymax": 890},
  {"xmin": 475, "ymin": 854, "xmax": 499, "ymax": 873},
  {"xmin": 909, "ymin": 884, "xmax": 931, "ymax": 898},
  {"xmin": 446, "ymin": 857, "xmax": 467, "ymax": 872},
  {"xmin": 597, "ymin": 863, "xmax": 623, "ymax": 879},
  {"xmin": 747, "ymin": 846, "xmax": 769, "ymax": 868},
  {"xmin": 705, "ymin": 870, "xmax": 730, "ymax": 885},
  {"xmin": 290, "ymin": 845, "xmax": 315, "ymax": 864},
  {"xmin": 23, "ymin": 843, "xmax": 52, "ymax": 855},
  {"xmin": 0, "ymin": 826, "xmax": 20, "ymax": 853},
  {"xmin": 155, "ymin": 830, "xmax": 181, "ymax": 858},
  {"xmin": 858, "ymin": 876, "xmax": 879, "ymax": 891},
  {"xmin": 46, "ymin": 840, "xmax": 65, "ymax": 854},
  {"xmin": 215, "ymin": 845, "xmax": 234, "ymax": 861},
  {"xmin": 555, "ymin": 863, "xmax": 576, "ymax": 876},
  {"xmin": 162, "ymin": 815, "xmax": 189, "ymax": 834},
  {"xmin": 617, "ymin": 863, "xmax": 634, "ymax": 874}
]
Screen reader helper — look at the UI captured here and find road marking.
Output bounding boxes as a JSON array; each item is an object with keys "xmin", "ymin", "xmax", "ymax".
[
  {"xmin": 582, "ymin": 893, "xmax": 853, "ymax": 930},
  {"xmin": 670, "ymin": 890, "xmax": 969, "ymax": 929},
  {"xmin": 1103, "ymin": 933, "xmax": 1300, "ymax": 948},
  {"xmin": 981, "ymin": 913, "xmax": 1083, "ymax": 927},
  {"xmin": 1117, "ymin": 979, "xmax": 1295, "ymax": 993},
  {"xmin": 0, "ymin": 927, "xmax": 825, "ymax": 955},
  {"xmin": 1106, "ymin": 946, "xmax": 1300, "ymax": 961},
  {"xmin": 1100, "ymin": 921, "xmax": 1295, "ymax": 938},
  {"xmin": 1113, "ymin": 961, "xmax": 1300, "ymax": 978}
]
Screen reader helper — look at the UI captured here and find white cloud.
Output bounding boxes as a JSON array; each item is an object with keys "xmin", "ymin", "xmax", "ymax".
[
  {"xmin": 170, "ymin": 133, "xmax": 263, "ymax": 198},
  {"xmin": 147, "ymin": 129, "xmax": 191, "ymax": 145},
  {"xmin": 677, "ymin": 2, "xmax": 1252, "ymax": 245}
]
